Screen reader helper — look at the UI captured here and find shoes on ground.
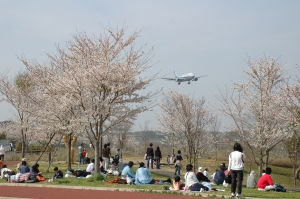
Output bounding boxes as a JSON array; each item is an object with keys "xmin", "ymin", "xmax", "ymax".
[
  {"xmin": 236, "ymin": 193, "xmax": 242, "ymax": 197},
  {"xmin": 231, "ymin": 193, "xmax": 235, "ymax": 197}
]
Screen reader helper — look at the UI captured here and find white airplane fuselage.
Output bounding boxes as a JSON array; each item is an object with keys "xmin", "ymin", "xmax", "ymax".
[
  {"xmin": 176, "ymin": 73, "xmax": 196, "ymax": 82},
  {"xmin": 161, "ymin": 71, "xmax": 207, "ymax": 85}
]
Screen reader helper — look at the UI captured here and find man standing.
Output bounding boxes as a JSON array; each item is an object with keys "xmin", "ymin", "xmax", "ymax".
[
  {"xmin": 106, "ymin": 143, "xmax": 111, "ymax": 163},
  {"xmin": 78, "ymin": 143, "xmax": 84, "ymax": 164},
  {"xmin": 102, "ymin": 144, "xmax": 109, "ymax": 171},
  {"xmin": 146, "ymin": 143, "xmax": 154, "ymax": 169}
]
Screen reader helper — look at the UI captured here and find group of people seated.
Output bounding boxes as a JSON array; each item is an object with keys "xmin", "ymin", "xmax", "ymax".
[
  {"xmin": 0, "ymin": 158, "xmax": 64, "ymax": 182},
  {"xmin": 120, "ymin": 161, "xmax": 155, "ymax": 185},
  {"xmin": 172, "ymin": 163, "xmax": 282, "ymax": 193}
]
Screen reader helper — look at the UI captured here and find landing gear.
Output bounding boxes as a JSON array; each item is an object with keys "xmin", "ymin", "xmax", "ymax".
[
  {"xmin": 178, "ymin": 82, "xmax": 181, "ymax": 85},
  {"xmin": 188, "ymin": 81, "xmax": 191, "ymax": 84}
]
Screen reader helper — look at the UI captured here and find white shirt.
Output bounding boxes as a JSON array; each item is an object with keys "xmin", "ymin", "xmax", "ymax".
[
  {"xmin": 228, "ymin": 151, "xmax": 245, "ymax": 170},
  {"xmin": 203, "ymin": 170, "xmax": 210, "ymax": 178},
  {"xmin": 86, "ymin": 162, "xmax": 94, "ymax": 172},
  {"xmin": 184, "ymin": 171, "xmax": 199, "ymax": 187}
]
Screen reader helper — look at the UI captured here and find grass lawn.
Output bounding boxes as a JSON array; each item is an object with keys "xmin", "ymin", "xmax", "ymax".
[{"xmin": 1, "ymin": 153, "xmax": 300, "ymax": 199}]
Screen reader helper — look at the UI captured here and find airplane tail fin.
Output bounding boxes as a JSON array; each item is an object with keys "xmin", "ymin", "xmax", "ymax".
[{"xmin": 174, "ymin": 71, "xmax": 178, "ymax": 78}]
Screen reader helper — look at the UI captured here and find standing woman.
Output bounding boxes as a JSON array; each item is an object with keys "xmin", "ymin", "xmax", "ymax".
[
  {"xmin": 155, "ymin": 146, "xmax": 162, "ymax": 169},
  {"xmin": 228, "ymin": 143, "xmax": 245, "ymax": 198},
  {"xmin": 174, "ymin": 150, "xmax": 183, "ymax": 176}
]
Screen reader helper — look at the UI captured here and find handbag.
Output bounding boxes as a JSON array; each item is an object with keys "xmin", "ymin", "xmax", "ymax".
[{"xmin": 225, "ymin": 174, "xmax": 231, "ymax": 184}]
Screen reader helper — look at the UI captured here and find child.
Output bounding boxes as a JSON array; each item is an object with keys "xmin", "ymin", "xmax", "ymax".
[
  {"xmin": 173, "ymin": 176, "xmax": 185, "ymax": 191},
  {"xmin": 53, "ymin": 167, "xmax": 63, "ymax": 179},
  {"xmin": 167, "ymin": 155, "xmax": 170, "ymax": 167}
]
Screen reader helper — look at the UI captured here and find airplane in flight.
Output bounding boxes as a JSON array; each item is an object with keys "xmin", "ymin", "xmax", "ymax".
[{"xmin": 162, "ymin": 71, "xmax": 207, "ymax": 85}]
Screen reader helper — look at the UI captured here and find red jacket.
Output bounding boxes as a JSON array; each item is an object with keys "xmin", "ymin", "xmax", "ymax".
[{"xmin": 257, "ymin": 174, "xmax": 274, "ymax": 189}]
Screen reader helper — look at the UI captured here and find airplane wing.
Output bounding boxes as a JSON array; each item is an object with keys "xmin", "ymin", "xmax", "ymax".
[
  {"xmin": 161, "ymin": 78, "xmax": 176, "ymax": 81},
  {"xmin": 195, "ymin": 75, "xmax": 207, "ymax": 78}
]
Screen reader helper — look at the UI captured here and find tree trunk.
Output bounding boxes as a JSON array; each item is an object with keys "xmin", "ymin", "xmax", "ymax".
[
  {"xmin": 21, "ymin": 130, "xmax": 26, "ymax": 158},
  {"xmin": 100, "ymin": 136, "xmax": 103, "ymax": 157},
  {"xmin": 94, "ymin": 140, "xmax": 100, "ymax": 173},
  {"xmin": 258, "ymin": 157, "xmax": 263, "ymax": 177},
  {"xmin": 294, "ymin": 166, "xmax": 300, "ymax": 187},
  {"xmin": 265, "ymin": 151, "xmax": 269, "ymax": 169},
  {"xmin": 67, "ymin": 133, "xmax": 72, "ymax": 171}
]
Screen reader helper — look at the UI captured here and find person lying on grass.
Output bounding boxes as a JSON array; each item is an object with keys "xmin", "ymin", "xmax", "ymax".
[{"xmin": 135, "ymin": 162, "xmax": 155, "ymax": 185}]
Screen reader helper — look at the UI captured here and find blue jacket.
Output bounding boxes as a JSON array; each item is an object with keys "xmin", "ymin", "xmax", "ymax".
[
  {"xmin": 19, "ymin": 165, "xmax": 30, "ymax": 174},
  {"xmin": 135, "ymin": 167, "xmax": 153, "ymax": 184},
  {"xmin": 121, "ymin": 165, "xmax": 135, "ymax": 178},
  {"xmin": 214, "ymin": 170, "xmax": 225, "ymax": 184}
]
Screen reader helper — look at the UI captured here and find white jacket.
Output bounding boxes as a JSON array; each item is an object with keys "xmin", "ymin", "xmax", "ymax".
[{"xmin": 228, "ymin": 151, "xmax": 245, "ymax": 170}]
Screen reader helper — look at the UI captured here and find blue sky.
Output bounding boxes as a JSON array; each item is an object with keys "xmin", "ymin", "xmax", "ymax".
[{"xmin": 1, "ymin": 1, "xmax": 299, "ymax": 131}]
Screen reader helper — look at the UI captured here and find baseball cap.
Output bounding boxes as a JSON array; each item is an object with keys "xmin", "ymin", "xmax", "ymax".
[{"xmin": 22, "ymin": 158, "xmax": 26, "ymax": 161}]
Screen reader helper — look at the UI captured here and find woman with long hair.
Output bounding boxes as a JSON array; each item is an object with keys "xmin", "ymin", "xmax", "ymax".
[{"xmin": 228, "ymin": 142, "xmax": 245, "ymax": 197}]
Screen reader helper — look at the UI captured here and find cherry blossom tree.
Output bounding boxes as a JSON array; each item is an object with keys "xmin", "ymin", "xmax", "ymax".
[
  {"xmin": 158, "ymin": 91, "xmax": 216, "ymax": 169},
  {"xmin": 216, "ymin": 55, "xmax": 292, "ymax": 175},
  {"xmin": 281, "ymin": 66, "xmax": 300, "ymax": 186},
  {"xmin": 0, "ymin": 71, "xmax": 34, "ymax": 157},
  {"xmin": 20, "ymin": 25, "xmax": 160, "ymax": 173}
]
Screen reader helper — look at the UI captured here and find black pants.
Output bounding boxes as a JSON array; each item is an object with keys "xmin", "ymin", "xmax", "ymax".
[
  {"xmin": 156, "ymin": 157, "xmax": 160, "ymax": 169},
  {"xmin": 0, "ymin": 155, "xmax": 4, "ymax": 161},
  {"xmin": 231, "ymin": 169, "xmax": 244, "ymax": 195}
]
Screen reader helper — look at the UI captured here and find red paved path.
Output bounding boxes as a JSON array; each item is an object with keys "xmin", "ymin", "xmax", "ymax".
[{"xmin": 0, "ymin": 186, "xmax": 215, "ymax": 199}]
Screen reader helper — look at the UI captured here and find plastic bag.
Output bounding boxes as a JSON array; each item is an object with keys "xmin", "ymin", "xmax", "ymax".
[
  {"xmin": 223, "ymin": 180, "xmax": 229, "ymax": 187},
  {"xmin": 126, "ymin": 176, "xmax": 133, "ymax": 184}
]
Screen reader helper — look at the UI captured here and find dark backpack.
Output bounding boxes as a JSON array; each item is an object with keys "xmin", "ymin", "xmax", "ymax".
[{"xmin": 274, "ymin": 184, "xmax": 286, "ymax": 192}]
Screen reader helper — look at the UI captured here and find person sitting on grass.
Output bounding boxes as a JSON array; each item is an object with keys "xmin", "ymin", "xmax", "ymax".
[
  {"xmin": 257, "ymin": 167, "xmax": 275, "ymax": 191},
  {"xmin": 213, "ymin": 164, "xmax": 226, "ymax": 185},
  {"xmin": 173, "ymin": 175, "xmax": 185, "ymax": 191},
  {"xmin": 135, "ymin": 162, "xmax": 155, "ymax": 185},
  {"xmin": 30, "ymin": 163, "xmax": 42, "ymax": 182},
  {"xmin": 184, "ymin": 164, "xmax": 209, "ymax": 192},
  {"xmin": 53, "ymin": 167, "xmax": 63, "ymax": 179},
  {"xmin": 203, "ymin": 168, "xmax": 210, "ymax": 179},
  {"xmin": 99, "ymin": 157, "xmax": 106, "ymax": 173},
  {"xmin": 196, "ymin": 167, "xmax": 210, "ymax": 182},
  {"xmin": 121, "ymin": 161, "xmax": 135, "ymax": 181},
  {"xmin": 86, "ymin": 159, "xmax": 95, "ymax": 173},
  {"xmin": 19, "ymin": 160, "xmax": 30, "ymax": 174}
]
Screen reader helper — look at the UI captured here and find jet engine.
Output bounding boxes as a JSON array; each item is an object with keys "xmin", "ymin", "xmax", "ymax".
[{"xmin": 194, "ymin": 78, "xmax": 198, "ymax": 81}]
